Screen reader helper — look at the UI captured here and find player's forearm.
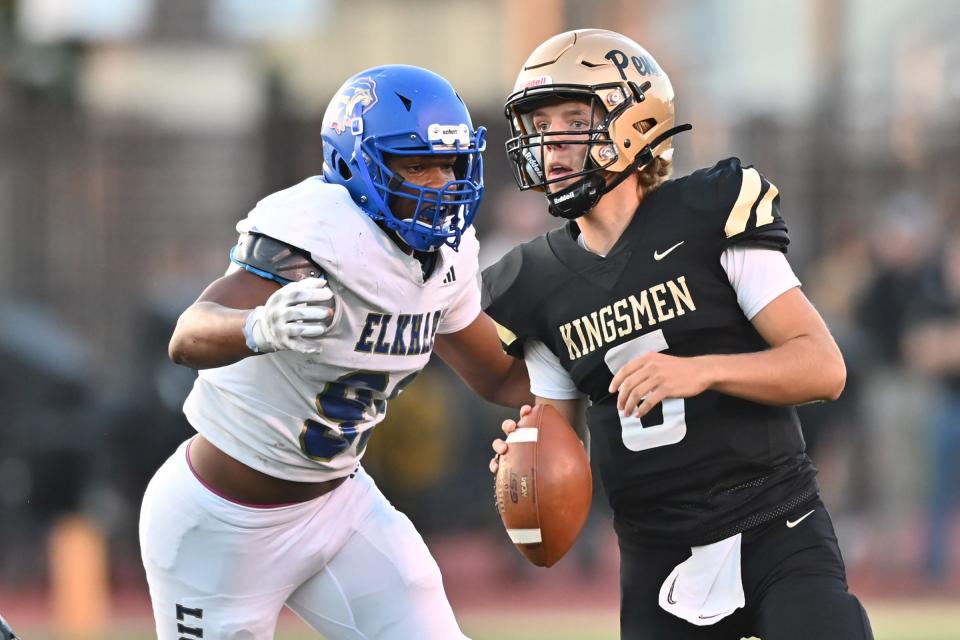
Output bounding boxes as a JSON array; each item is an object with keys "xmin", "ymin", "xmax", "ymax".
[
  {"xmin": 169, "ymin": 302, "xmax": 255, "ymax": 369},
  {"xmin": 487, "ymin": 358, "xmax": 536, "ymax": 408},
  {"xmin": 700, "ymin": 334, "xmax": 846, "ymax": 405},
  {"xmin": 453, "ymin": 356, "xmax": 534, "ymax": 408},
  {"xmin": 433, "ymin": 313, "xmax": 535, "ymax": 408}
]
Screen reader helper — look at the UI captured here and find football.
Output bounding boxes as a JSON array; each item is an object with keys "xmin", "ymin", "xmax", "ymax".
[{"xmin": 494, "ymin": 404, "xmax": 592, "ymax": 567}]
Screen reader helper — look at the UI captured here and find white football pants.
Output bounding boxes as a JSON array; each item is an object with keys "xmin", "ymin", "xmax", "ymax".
[{"xmin": 139, "ymin": 439, "xmax": 468, "ymax": 639}]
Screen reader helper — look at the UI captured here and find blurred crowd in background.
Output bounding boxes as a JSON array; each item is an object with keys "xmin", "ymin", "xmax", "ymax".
[{"xmin": 1, "ymin": 0, "xmax": 959, "ymax": 622}]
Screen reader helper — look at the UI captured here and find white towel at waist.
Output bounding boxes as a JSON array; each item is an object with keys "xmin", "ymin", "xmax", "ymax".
[{"xmin": 658, "ymin": 532, "xmax": 745, "ymax": 626}]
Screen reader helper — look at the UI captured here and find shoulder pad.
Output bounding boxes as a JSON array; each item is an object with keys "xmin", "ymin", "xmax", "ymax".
[
  {"xmin": 680, "ymin": 157, "xmax": 789, "ymax": 252},
  {"xmin": 230, "ymin": 233, "xmax": 324, "ymax": 285},
  {"xmin": 237, "ymin": 178, "xmax": 362, "ymax": 258}
]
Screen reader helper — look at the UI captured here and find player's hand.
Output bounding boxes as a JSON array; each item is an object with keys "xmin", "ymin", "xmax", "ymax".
[
  {"xmin": 489, "ymin": 404, "xmax": 533, "ymax": 473},
  {"xmin": 244, "ymin": 277, "xmax": 335, "ymax": 354},
  {"xmin": 608, "ymin": 353, "xmax": 711, "ymax": 418}
]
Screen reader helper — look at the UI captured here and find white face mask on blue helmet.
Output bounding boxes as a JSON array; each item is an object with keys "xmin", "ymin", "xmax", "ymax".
[{"xmin": 321, "ymin": 65, "xmax": 486, "ymax": 252}]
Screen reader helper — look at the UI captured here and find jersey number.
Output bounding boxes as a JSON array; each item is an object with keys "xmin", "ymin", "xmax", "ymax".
[
  {"xmin": 604, "ymin": 329, "xmax": 687, "ymax": 452},
  {"xmin": 300, "ymin": 371, "xmax": 416, "ymax": 461}
]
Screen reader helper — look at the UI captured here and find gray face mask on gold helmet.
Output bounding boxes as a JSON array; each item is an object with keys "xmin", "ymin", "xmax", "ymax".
[
  {"xmin": 506, "ymin": 82, "xmax": 690, "ymax": 220},
  {"xmin": 540, "ymin": 121, "xmax": 691, "ymax": 220},
  {"xmin": 505, "ymin": 29, "xmax": 690, "ymax": 219}
]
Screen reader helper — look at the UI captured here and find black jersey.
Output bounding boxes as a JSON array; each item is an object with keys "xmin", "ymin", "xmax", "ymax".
[{"xmin": 483, "ymin": 158, "xmax": 818, "ymax": 545}]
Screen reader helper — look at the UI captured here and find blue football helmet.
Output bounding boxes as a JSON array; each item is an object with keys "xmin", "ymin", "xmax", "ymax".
[{"xmin": 321, "ymin": 65, "xmax": 486, "ymax": 252}]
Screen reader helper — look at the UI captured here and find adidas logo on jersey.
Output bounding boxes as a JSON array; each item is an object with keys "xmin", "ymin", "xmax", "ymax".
[{"xmin": 442, "ymin": 266, "xmax": 457, "ymax": 284}]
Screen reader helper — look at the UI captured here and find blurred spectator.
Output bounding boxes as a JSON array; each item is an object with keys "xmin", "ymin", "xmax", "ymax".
[
  {"xmin": 855, "ymin": 190, "xmax": 936, "ymax": 365},
  {"xmin": 799, "ymin": 221, "xmax": 874, "ymax": 552},
  {"xmin": 903, "ymin": 226, "xmax": 960, "ymax": 581},
  {"xmin": 852, "ymin": 190, "xmax": 939, "ymax": 569}
]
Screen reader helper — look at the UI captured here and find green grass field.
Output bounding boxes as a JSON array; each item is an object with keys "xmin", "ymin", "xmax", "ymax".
[
  {"xmin": 459, "ymin": 602, "xmax": 960, "ymax": 640},
  {"xmin": 12, "ymin": 600, "xmax": 960, "ymax": 639}
]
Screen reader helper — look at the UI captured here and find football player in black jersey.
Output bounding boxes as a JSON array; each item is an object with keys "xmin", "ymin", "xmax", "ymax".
[{"xmin": 485, "ymin": 29, "xmax": 873, "ymax": 639}]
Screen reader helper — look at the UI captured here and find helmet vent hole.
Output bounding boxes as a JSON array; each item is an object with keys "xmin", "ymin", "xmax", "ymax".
[
  {"xmin": 635, "ymin": 118, "xmax": 657, "ymax": 134},
  {"xmin": 337, "ymin": 156, "xmax": 352, "ymax": 180},
  {"xmin": 579, "ymin": 58, "xmax": 604, "ymax": 68},
  {"xmin": 395, "ymin": 93, "xmax": 413, "ymax": 111}
]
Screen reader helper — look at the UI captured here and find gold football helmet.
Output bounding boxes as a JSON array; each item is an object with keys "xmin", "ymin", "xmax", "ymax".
[{"xmin": 505, "ymin": 29, "xmax": 690, "ymax": 219}]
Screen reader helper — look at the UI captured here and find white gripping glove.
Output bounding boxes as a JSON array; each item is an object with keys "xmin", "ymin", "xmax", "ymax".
[{"xmin": 243, "ymin": 277, "xmax": 336, "ymax": 354}]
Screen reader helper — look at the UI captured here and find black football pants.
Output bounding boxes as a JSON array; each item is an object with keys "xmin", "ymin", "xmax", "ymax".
[{"xmin": 618, "ymin": 497, "xmax": 873, "ymax": 639}]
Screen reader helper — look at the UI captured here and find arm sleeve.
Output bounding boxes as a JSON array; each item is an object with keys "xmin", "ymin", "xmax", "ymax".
[
  {"xmin": 720, "ymin": 246, "xmax": 801, "ymax": 320},
  {"xmin": 524, "ymin": 339, "xmax": 582, "ymax": 400}
]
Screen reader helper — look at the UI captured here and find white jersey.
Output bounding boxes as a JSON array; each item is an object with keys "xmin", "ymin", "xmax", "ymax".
[{"xmin": 183, "ymin": 177, "xmax": 481, "ymax": 482}]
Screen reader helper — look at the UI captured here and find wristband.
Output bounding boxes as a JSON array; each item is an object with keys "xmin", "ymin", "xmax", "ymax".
[{"xmin": 243, "ymin": 307, "xmax": 265, "ymax": 353}]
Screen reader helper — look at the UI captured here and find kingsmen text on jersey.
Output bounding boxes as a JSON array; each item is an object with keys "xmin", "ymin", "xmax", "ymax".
[
  {"xmin": 483, "ymin": 158, "xmax": 818, "ymax": 545},
  {"xmin": 184, "ymin": 177, "xmax": 481, "ymax": 482}
]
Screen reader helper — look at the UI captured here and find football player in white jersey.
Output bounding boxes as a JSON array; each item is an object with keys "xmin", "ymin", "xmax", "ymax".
[{"xmin": 140, "ymin": 65, "xmax": 531, "ymax": 640}]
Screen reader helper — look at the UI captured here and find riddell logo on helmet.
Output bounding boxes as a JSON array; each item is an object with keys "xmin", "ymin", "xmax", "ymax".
[
  {"xmin": 522, "ymin": 75, "xmax": 552, "ymax": 89},
  {"xmin": 521, "ymin": 148, "xmax": 545, "ymax": 180},
  {"xmin": 329, "ymin": 77, "xmax": 378, "ymax": 135},
  {"xmin": 553, "ymin": 190, "xmax": 577, "ymax": 203}
]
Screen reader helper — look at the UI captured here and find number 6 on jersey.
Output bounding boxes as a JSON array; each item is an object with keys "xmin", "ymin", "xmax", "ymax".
[{"xmin": 604, "ymin": 329, "xmax": 687, "ymax": 451}]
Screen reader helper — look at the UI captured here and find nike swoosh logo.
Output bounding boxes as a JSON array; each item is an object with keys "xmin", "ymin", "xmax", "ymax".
[
  {"xmin": 786, "ymin": 509, "xmax": 815, "ymax": 528},
  {"xmin": 666, "ymin": 576, "xmax": 678, "ymax": 604},
  {"xmin": 654, "ymin": 241, "xmax": 685, "ymax": 261}
]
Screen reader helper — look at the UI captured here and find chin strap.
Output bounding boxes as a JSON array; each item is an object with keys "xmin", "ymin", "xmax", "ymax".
[{"xmin": 546, "ymin": 123, "xmax": 694, "ymax": 220}]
